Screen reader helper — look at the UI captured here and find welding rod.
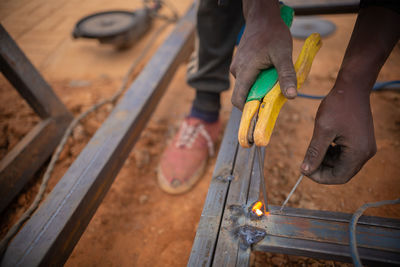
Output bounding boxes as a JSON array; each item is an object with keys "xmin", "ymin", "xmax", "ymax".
[
  {"xmin": 280, "ymin": 174, "xmax": 304, "ymax": 213},
  {"xmin": 256, "ymin": 147, "xmax": 269, "ymax": 213}
]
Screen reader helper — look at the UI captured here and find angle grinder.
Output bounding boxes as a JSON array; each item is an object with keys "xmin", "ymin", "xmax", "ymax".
[{"xmin": 72, "ymin": 0, "xmax": 166, "ymax": 49}]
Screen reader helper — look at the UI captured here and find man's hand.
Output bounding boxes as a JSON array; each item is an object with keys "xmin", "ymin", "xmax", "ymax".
[
  {"xmin": 300, "ymin": 5, "xmax": 400, "ymax": 184},
  {"xmin": 230, "ymin": 0, "xmax": 297, "ymax": 110},
  {"xmin": 300, "ymin": 87, "xmax": 376, "ymax": 184}
]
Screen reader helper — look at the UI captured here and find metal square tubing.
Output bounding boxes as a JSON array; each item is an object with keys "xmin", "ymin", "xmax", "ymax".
[
  {"xmin": 189, "ymin": 108, "xmax": 400, "ymax": 266},
  {"xmin": 0, "ymin": 25, "xmax": 73, "ymax": 213}
]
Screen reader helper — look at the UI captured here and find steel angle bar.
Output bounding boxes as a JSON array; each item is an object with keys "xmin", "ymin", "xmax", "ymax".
[
  {"xmin": 188, "ymin": 108, "xmax": 241, "ymax": 267},
  {"xmin": 250, "ymin": 206, "xmax": 400, "ymax": 265},
  {"xmin": 1, "ymin": 5, "xmax": 195, "ymax": 267},
  {"xmin": 0, "ymin": 25, "xmax": 73, "ymax": 213}
]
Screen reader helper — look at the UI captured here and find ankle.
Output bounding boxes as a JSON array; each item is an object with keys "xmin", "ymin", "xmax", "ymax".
[{"xmin": 189, "ymin": 106, "xmax": 219, "ymax": 123}]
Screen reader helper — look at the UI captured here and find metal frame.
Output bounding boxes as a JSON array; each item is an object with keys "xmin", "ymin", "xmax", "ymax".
[
  {"xmin": 0, "ymin": 24, "xmax": 73, "ymax": 213},
  {"xmin": 189, "ymin": 108, "xmax": 400, "ymax": 266},
  {"xmin": 0, "ymin": 5, "xmax": 195, "ymax": 267}
]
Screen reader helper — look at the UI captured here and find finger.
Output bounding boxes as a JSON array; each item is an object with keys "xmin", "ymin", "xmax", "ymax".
[
  {"xmin": 308, "ymin": 142, "xmax": 375, "ymax": 184},
  {"xmin": 231, "ymin": 67, "xmax": 260, "ymax": 110},
  {"xmin": 306, "ymin": 144, "xmax": 343, "ymax": 184},
  {"xmin": 270, "ymin": 47, "xmax": 297, "ymax": 99},
  {"xmin": 308, "ymin": 146, "xmax": 360, "ymax": 184},
  {"xmin": 301, "ymin": 125, "xmax": 335, "ymax": 177}
]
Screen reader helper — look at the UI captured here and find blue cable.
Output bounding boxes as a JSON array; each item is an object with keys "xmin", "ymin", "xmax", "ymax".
[
  {"xmin": 349, "ymin": 198, "xmax": 400, "ymax": 267},
  {"xmin": 297, "ymin": 80, "xmax": 400, "ymax": 100}
]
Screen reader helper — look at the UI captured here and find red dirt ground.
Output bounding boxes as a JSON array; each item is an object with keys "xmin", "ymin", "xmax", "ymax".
[{"xmin": 1, "ymin": 1, "xmax": 399, "ymax": 266}]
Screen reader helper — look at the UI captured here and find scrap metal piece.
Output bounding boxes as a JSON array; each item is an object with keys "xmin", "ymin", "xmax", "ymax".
[{"xmin": 237, "ymin": 225, "xmax": 266, "ymax": 249}]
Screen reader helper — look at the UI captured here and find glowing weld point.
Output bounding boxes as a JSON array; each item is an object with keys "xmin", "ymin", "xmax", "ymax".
[{"xmin": 251, "ymin": 201, "xmax": 264, "ymax": 217}]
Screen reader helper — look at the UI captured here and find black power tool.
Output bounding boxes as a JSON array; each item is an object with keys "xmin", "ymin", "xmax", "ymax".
[{"xmin": 72, "ymin": 0, "xmax": 172, "ymax": 50}]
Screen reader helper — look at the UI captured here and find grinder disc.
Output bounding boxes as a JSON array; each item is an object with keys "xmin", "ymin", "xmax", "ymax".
[
  {"xmin": 73, "ymin": 11, "xmax": 137, "ymax": 38},
  {"xmin": 290, "ymin": 17, "xmax": 336, "ymax": 39}
]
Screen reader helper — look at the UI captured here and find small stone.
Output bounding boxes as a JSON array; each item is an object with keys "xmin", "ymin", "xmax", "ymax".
[
  {"xmin": 85, "ymin": 119, "xmax": 102, "ymax": 135},
  {"xmin": 291, "ymin": 192, "xmax": 301, "ymax": 204},
  {"xmin": 72, "ymin": 124, "xmax": 85, "ymax": 141},
  {"xmin": 277, "ymin": 161, "xmax": 284, "ymax": 169},
  {"xmin": 69, "ymin": 80, "xmax": 92, "ymax": 87},
  {"xmin": 139, "ymin": 194, "xmax": 148, "ymax": 204},
  {"xmin": 271, "ymin": 256, "xmax": 285, "ymax": 266},
  {"xmin": 291, "ymin": 113, "xmax": 300, "ymax": 122},
  {"xmin": 58, "ymin": 146, "xmax": 69, "ymax": 161},
  {"xmin": 105, "ymin": 103, "xmax": 113, "ymax": 112},
  {"xmin": 17, "ymin": 194, "xmax": 27, "ymax": 206},
  {"xmin": 134, "ymin": 149, "xmax": 150, "ymax": 168},
  {"xmin": 272, "ymin": 166, "xmax": 279, "ymax": 176}
]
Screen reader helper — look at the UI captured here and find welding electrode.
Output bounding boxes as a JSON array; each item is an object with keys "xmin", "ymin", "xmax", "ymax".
[
  {"xmin": 280, "ymin": 174, "xmax": 304, "ymax": 212},
  {"xmin": 256, "ymin": 147, "xmax": 269, "ymax": 213}
]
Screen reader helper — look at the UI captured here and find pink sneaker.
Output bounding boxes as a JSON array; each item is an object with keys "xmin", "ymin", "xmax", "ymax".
[{"xmin": 158, "ymin": 117, "xmax": 221, "ymax": 194}]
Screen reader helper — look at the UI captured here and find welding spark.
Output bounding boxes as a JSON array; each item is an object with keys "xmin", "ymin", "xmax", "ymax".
[{"xmin": 251, "ymin": 201, "xmax": 264, "ymax": 217}]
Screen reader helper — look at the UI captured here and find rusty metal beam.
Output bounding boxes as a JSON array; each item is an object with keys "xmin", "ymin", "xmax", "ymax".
[
  {"xmin": 0, "ymin": 24, "xmax": 71, "ymax": 119},
  {"xmin": 251, "ymin": 207, "xmax": 400, "ymax": 265},
  {"xmin": 188, "ymin": 108, "xmax": 240, "ymax": 267},
  {"xmin": 0, "ymin": 5, "xmax": 195, "ymax": 267},
  {"xmin": 189, "ymin": 104, "xmax": 400, "ymax": 267},
  {"xmin": 0, "ymin": 25, "xmax": 73, "ymax": 213},
  {"xmin": 0, "ymin": 118, "xmax": 70, "ymax": 213}
]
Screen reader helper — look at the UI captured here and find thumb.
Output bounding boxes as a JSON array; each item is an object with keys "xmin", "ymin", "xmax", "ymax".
[
  {"xmin": 231, "ymin": 66, "xmax": 260, "ymax": 110},
  {"xmin": 271, "ymin": 50, "xmax": 297, "ymax": 99},
  {"xmin": 301, "ymin": 127, "xmax": 334, "ymax": 177}
]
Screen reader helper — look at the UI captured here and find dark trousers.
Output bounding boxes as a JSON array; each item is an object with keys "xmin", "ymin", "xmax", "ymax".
[{"xmin": 187, "ymin": 0, "xmax": 244, "ymax": 113}]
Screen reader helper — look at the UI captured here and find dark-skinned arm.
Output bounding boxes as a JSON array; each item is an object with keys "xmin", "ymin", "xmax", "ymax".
[
  {"xmin": 230, "ymin": 0, "xmax": 297, "ymax": 110},
  {"xmin": 301, "ymin": 5, "xmax": 400, "ymax": 184}
]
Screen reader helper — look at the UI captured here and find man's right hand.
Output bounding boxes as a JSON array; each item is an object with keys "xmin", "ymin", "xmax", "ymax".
[{"xmin": 230, "ymin": 0, "xmax": 297, "ymax": 110}]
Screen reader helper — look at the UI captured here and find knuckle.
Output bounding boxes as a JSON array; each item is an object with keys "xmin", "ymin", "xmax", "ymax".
[
  {"xmin": 230, "ymin": 63, "xmax": 237, "ymax": 77},
  {"xmin": 306, "ymin": 145, "xmax": 320, "ymax": 159},
  {"xmin": 315, "ymin": 119, "xmax": 332, "ymax": 134},
  {"xmin": 279, "ymin": 66, "xmax": 296, "ymax": 78}
]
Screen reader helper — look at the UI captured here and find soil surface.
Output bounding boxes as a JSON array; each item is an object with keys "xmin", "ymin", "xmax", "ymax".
[{"xmin": 1, "ymin": 1, "xmax": 399, "ymax": 266}]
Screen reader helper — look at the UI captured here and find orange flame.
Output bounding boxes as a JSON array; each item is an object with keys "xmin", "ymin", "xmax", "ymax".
[{"xmin": 251, "ymin": 201, "xmax": 264, "ymax": 217}]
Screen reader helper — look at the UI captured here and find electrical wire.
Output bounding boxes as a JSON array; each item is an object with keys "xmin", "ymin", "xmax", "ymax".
[
  {"xmin": 349, "ymin": 198, "xmax": 400, "ymax": 267},
  {"xmin": 298, "ymin": 80, "xmax": 400, "ymax": 100},
  {"xmin": 0, "ymin": 0, "xmax": 178, "ymax": 258}
]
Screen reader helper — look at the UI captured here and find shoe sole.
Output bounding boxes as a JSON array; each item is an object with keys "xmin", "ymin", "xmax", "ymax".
[{"xmin": 157, "ymin": 159, "xmax": 207, "ymax": 195}]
